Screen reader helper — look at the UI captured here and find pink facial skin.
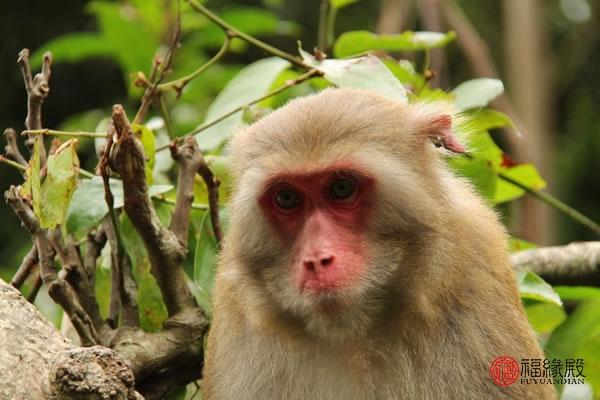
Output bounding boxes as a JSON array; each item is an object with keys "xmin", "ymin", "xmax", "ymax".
[{"xmin": 258, "ymin": 166, "xmax": 374, "ymax": 295}]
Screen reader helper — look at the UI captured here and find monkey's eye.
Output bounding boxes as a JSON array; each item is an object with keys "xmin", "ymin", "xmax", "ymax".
[
  {"xmin": 274, "ymin": 189, "xmax": 301, "ymax": 210},
  {"xmin": 329, "ymin": 178, "xmax": 356, "ymax": 201}
]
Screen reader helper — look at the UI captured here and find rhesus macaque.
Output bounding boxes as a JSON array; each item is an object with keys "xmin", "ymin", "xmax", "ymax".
[{"xmin": 203, "ymin": 88, "xmax": 556, "ymax": 400}]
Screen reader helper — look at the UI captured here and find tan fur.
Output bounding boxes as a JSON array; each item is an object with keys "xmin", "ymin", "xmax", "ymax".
[{"xmin": 203, "ymin": 88, "xmax": 556, "ymax": 400}]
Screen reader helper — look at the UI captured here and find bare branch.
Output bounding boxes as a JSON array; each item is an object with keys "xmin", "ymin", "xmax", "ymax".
[
  {"xmin": 3, "ymin": 128, "xmax": 27, "ymax": 167},
  {"xmin": 10, "ymin": 246, "xmax": 38, "ymax": 289},
  {"xmin": 109, "ymin": 105, "xmax": 196, "ymax": 316},
  {"xmin": 512, "ymin": 242, "xmax": 600, "ymax": 287},
  {"xmin": 17, "ymin": 49, "xmax": 52, "ymax": 162},
  {"xmin": 5, "ymin": 187, "xmax": 99, "ymax": 345},
  {"xmin": 169, "ymin": 137, "xmax": 209, "ymax": 246}
]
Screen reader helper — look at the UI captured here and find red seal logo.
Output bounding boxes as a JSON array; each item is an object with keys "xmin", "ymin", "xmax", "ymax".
[{"xmin": 490, "ymin": 356, "xmax": 520, "ymax": 387}]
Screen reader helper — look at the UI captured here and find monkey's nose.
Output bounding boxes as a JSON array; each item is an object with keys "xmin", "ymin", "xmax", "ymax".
[{"xmin": 303, "ymin": 255, "xmax": 335, "ymax": 272}]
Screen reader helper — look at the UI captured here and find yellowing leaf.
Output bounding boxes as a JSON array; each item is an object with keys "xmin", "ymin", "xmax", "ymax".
[{"xmin": 39, "ymin": 140, "xmax": 80, "ymax": 228}]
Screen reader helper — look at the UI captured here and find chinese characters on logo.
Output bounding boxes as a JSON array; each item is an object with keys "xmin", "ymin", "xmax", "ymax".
[{"xmin": 490, "ymin": 356, "xmax": 585, "ymax": 386}]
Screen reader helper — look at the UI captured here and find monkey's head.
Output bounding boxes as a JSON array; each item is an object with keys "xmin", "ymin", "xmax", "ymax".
[{"xmin": 226, "ymin": 88, "xmax": 466, "ymax": 340}]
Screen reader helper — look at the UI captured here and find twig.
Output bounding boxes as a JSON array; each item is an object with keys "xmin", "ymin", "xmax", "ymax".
[
  {"xmin": 27, "ymin": 271, "xmax": 42, "ymax": 303},
  {"xmin": 22, "ymin": 129, "xmax": 107, "ymax": 139},
  {"xmin": 512, "ymin": 241, "xmax": 600, "ymax": 287},
  {"xmin": 317, "ymin": 0, "xmax": 330, "ymax": 52},
  {"xmin": 186, "ymin": 0, "xmax": 312, "ymax": 70},
  {"xmin": 18, "ymin": 49, "xmax": 52, "ymax": 162},
  {"xmin": 169, "ymin": 137, "xmax": 206, "ymax": 246},
  {"xmin": 498, "ymin": 172, "xmax": 600, "ymax": 236},
  {"xmin": 156, "ymin": 68, "xmax": 321, "ymax": 151},
  {"xmin": 134, "ymin": 11, "xmax": 181, "ymax": 124},
  {"xmin": 197, "ymin": 159, "xmax": 223, "ymax": 245},
  {"xmin": 10, "ymin": 246, "xmax": 38, "ymax": 289},
  {"xmin": 169, "ymin": 136, "xmax": 222, "ymax": 244},
  {"xmin": 3, "ymin": 128, "xmax": 27, "ymax": 166},
  {"xmin": 158, "ymin": 36, "xmax": 230, "ymax": 97}
]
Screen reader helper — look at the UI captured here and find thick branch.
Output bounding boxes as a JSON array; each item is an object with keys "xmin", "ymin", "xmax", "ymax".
[
  {"xmin": 169, "ymin": 137, "xmax": 204, "ymax": 246},
  {"xmin": 5, "ymin": 187, "xmax": 99, "ymax": 345},
  {"xmin": 109, "ymin": 105, "xmax": 196, "ymax": 316},
  {"xmin": 51, "ymin": 231, "xmax": 106, "ymax": 333},
  {"xmin": 512, "ymin": 242, "xmax": 600, "ymax": 287}
]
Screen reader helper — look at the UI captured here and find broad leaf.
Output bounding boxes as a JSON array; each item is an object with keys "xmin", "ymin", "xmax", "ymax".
[
  {"xmin": 334, "ymin": 30, "xmax": 456, "ymax": 58},
  {"xmin": 31, "ymin": 33, "xmax": 113, "ymax": 69},
  {"xmin": 194, "ymin": 57, "xmax": 291, "ymax": 151},
  {"xmin": 66, "ymin": 177, "xmax": 173, "ymax": 241},
  {"xmin": 452, "ymin": 78, "xmax": 504, "ymax": 111},
  {"xmin": 461, "ymin": 109, "xmax": 514, "ymax": 132},
  {"xmin": 300, "ymin": 49, "xmax": 407, "ymax": 103},
  {"xmin": 509, "ymin": 237, "xmax": 537, "ymax": 252},
  {"xmin": 518, "ymin": 270, "xmax": 562, "ymax": 306},
  {"xmin": 120, "ymin": 214, "xmax": 167, "ymax": 332},
  {"xmin": 494, "ymin": 164, "xmax": 546, "ymax": 204},
  {"xmin": 193, "ymin": 211, "xmax": 218, "ymax": 316},
  {"xmin": 39, "ymin": 140, "xmax": 80, "ymax": 228}
]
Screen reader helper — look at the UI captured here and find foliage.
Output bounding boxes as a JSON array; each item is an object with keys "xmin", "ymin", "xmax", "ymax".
[{"xmin": 4, "ymin": 0, "xmax": 599, "ymax": 399}]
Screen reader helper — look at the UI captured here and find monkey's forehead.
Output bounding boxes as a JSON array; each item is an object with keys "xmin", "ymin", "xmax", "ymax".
[{"xmin": 229, "ymin": 89, "xmax": 417, "ymax": 173}]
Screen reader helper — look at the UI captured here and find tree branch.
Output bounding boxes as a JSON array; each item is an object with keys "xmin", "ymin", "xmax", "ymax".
[
  {"xmin": 10, "ymin": 245, "xmax": 38, "ymax": 289},
  {"xmin": 109, "ymin": 105, "xmax": 196, "ymax": 316},
  {"xmin": 17, "ymin": 49, "xmax": 52, "ymax": 161},
  {"xmin": 3, "ymin": 128, "xmax": 27, "ymax": 167},
  {"xmin": 512, "ymin": 242, "xmax": 600, "ymax": 287}
]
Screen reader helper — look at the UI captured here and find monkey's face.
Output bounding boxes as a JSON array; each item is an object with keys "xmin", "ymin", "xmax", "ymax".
[{"xmin": 228, "ymin": 88, "xmax": 457, "ymax": 339}]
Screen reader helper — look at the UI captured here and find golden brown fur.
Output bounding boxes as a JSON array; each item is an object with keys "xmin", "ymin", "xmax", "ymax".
[{"xmin": 203, "ymin": 88, "xmax": 556, "ymax": 399}]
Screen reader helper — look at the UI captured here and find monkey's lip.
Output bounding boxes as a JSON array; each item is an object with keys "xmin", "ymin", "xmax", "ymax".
[{"xmin": 300, "ymin": 278, "xmax": 343, "ymax": 294}]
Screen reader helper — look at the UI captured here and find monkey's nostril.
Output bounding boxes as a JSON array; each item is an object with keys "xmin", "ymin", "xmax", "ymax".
[
  {"xmin": 303, "ymin": 260, "xmax": 316, "ymax": 271},
  {"xmin": 320, "ymin": 256, "xmax": 334, "ymax": 267}
]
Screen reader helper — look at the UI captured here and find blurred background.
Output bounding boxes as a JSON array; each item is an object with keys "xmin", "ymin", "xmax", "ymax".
[{"xmin": 1, "ymin": 0, "xmax": 599, "ymax": 281}]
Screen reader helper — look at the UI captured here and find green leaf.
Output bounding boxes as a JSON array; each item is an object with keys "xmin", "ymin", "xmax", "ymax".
[
  {"xmin": 517, "ymin": 270, "xmax": 562, "ymax": 306},
  {"xmin": 39, "ymin": 140, "xmax": 80, "ymax": 228},
  {"xmin": 452, "ymin": 78, "xmax": 504, "ymax": 111},
  {"xmin": 545, "ymin": 299, "xmax": 600, "ymax": 395},
  {"xmin": 193, "ymin": 211, "xmax": 218, "ymax": 316},
  {"xmin": 494, "ymin": 164, "xmax": 546, "ymax": 204},
  {"xmin": 131, "ymin": 124, "xmax": 156, "ymax": 185},
  {"xmin": 461, "ymin": 109, "xmax": 514, "ymax": 132},
  {"xmin": 31, "ymin": 33, "xmax": 114, "ymax": 69},
  {"xmin": 333, "ymin": 30, "xmax": 456, "ymax": 58},
  {"xmin": 300, "ymin": 49, "xmax": 407, "ymax": 103},
  {"xmin": 465, "ymin": 131, "xmax": 503, "ymax": 169},
  {"xmin": 194, "ymin": 57, "xmax": 291, "ymax": 151},
  {"xmin": 524, "ymin": 302, "xmax": 566, "ymax": 336},
  {"xmin": 120, "ymin": 213, "xmax": 168, "ymax": 331},
  {"xmin": 20, "ymin": 136, "xmax": 42, "ymax": 214},
  {"xmin": 449, "ymin": 157, "xmax": 497, "ymax": 200},
  {"xmin": 508, "ymin": 237, "xmax": 537, "ymax": 252},
  {"xmin": 555, "ymin": 286, "xmax": 600, "ymax": 301},
  {"xmin": 66, "ymin": 177, "xmax": 173, "ymax": 241},
  {"xmin": 330, "ymin": 0, "xmax": 358, "ymax": 9},
  {"xmin": 191, "ymin": 7, "xmax": 286, "ymax": 49},
  {"xmin": 87, "ymin": 1, "xmax": 158, "ymax": 92}
]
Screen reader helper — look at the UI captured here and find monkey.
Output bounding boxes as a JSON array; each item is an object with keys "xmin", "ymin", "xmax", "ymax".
[{"xmin": 202, "ymin": 88, "xmax": 557, "ymax": 400}]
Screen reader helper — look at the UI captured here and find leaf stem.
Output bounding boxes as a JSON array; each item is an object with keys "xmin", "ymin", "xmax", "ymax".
[
  {"xmin": 158, "ymin": 36, "xmax": 231, "ymax": 95},
  {"xmin": 498, "ymin": 172, "xmax": 600, "ymax": 236},
  {"xmin": 156, "ymin": 68, "xmax": 321, "ymax": 151},
  {"xmin": 22, "ymin": 129, "xmax": 107, "ymax": 139},
  {"xmin": 186, "ymin": 0, "xmax": 312, "ymax": 70}
]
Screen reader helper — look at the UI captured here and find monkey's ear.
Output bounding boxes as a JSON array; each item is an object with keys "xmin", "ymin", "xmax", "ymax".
[{"xmin": 424, "ymin": 115, "xmax": 466, "ymax": 154}]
